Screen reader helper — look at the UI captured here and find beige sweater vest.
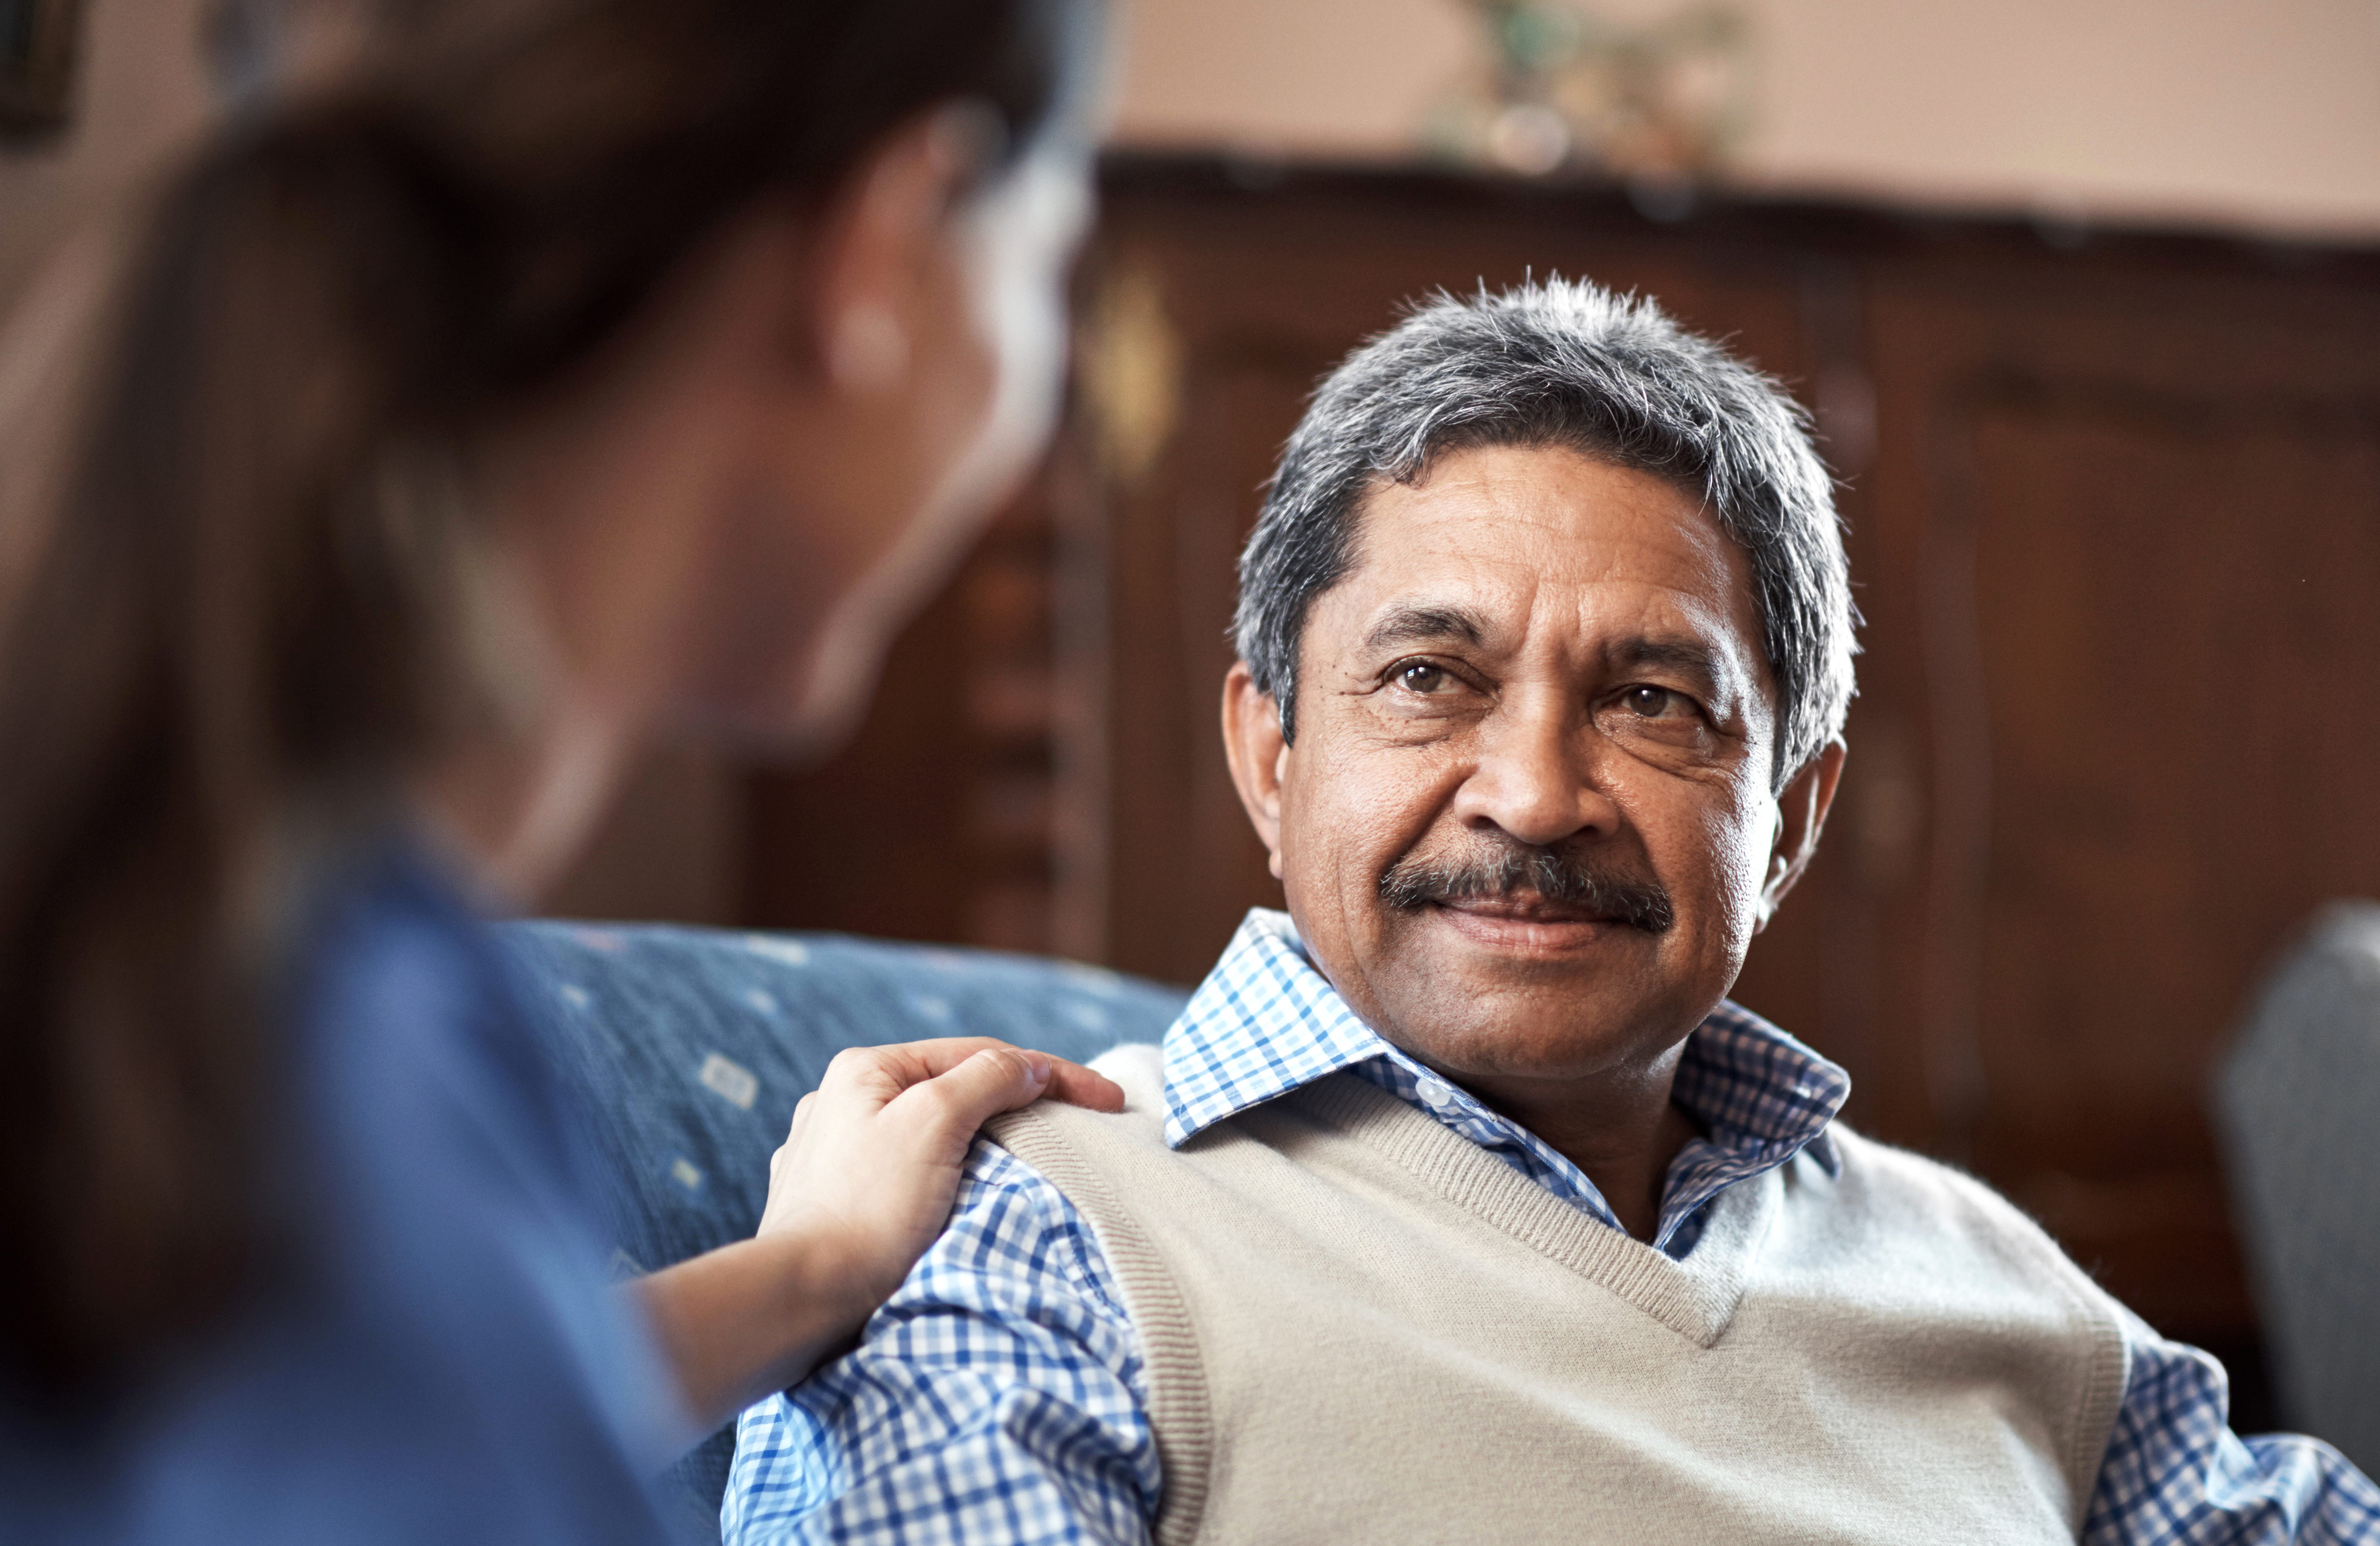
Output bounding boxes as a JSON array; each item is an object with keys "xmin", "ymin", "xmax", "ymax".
[{"xmin": 986, "ymin": 1043, "xmax": 2128, "ymax": 1546}]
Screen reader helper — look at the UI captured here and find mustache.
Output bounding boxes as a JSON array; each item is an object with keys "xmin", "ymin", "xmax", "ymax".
[{"xmin": 1377, "ymin": 840, "xmax": 1676, "ymax": 934}]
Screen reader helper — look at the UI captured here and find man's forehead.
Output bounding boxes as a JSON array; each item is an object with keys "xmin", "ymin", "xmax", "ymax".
[{"xmin": 1332, "ymin": 444, "xmax": 1760, "ymax": 651}]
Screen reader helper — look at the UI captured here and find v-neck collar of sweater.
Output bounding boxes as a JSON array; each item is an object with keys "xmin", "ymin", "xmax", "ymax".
[{"xmin": 1290, "ymin": 1070, "xmax": 1786, "ymax": 1346}]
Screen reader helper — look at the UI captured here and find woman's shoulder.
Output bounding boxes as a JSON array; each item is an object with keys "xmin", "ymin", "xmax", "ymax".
[
  {"xmin": 293, "ymin": 839, "xmax": 568, "ymax": 1144},
  {"xmin": 298, "ymin": 841, "xmax": 528, "ymax": 1040},
  {"xmin": 0, "ymin": 839, "xmax": 677, "ymax": 1542},
  {"xmin": 288, "ymin": 840, "xmax": 684, "ymax": 1507}
]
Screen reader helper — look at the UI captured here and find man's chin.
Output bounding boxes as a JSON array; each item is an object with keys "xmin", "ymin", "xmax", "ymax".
[
  {"xmin": 1324, "ymin": 910, "xmax": 1703, "ymax": 1086},
  {"xmin": 1371, "ymin": 989, "xmax": 1660, "ymax": 1085}
]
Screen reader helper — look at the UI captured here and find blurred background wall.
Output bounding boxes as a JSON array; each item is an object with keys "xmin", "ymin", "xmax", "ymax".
[
  {"xmin": 1109, "ymin": 0, "xmax": 2380, "ymax": 237},
  {"xmin": 9, "ymin": 0, "xmax": 2380, "ymax": 1437},
  {"xmin": 10, "ymin": 0, "xmax": 2380, "ymax": 307}
]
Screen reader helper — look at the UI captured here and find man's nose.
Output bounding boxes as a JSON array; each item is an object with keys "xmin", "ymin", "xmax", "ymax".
[{"xmin": 1449, "ymin": 690, "xmax": 1619, "ymax": 849}]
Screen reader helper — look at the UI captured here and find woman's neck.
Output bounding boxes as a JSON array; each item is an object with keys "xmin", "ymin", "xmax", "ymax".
[{"xmin": 412, "ymin": 690, "xmax": 636, "ymax": 911}]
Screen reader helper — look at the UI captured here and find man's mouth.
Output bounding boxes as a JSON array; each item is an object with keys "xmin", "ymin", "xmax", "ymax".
[
  {"xmin": 1378, "ymin": 843, "xmax": 1676, "ymax": 935},
  {"xmin": 1432, "ymin": 892, "xmax": 1629, "ymax": 927},
  {"xmin": 1423, "ymin": 893, "xmax": 1655, "ymax": 955}
]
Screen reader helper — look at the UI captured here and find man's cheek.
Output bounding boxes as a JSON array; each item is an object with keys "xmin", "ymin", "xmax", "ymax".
[
  {"xmin": 1678, "ymin": 803, "xmax": 1771, "ymax": 948},
  {"xmin": 1304, "ymin": 753, "xmax": 1412, "ymax": 864}
]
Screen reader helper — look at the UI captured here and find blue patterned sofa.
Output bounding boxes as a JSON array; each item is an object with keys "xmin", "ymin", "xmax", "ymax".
[{"xmin": 502, "ymin": 921, "xmax": 1190, "ymax": 1544}]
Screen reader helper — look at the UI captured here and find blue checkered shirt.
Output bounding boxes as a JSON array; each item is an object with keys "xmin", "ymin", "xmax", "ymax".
[{"xmin": 724, "ymin": 909, "xmax": 2380, "ymax": 1544}]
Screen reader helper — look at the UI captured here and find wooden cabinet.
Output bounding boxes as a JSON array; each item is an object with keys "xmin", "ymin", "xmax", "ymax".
[{"xmin": 577, "ymin": 153, "xmax": 2380, "ymax": 1366}]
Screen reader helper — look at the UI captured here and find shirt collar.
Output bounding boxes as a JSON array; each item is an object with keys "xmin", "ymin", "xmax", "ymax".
[{"xmin": 1159, "ymin": 908, "xmax": 1849, "ymax": 1173}]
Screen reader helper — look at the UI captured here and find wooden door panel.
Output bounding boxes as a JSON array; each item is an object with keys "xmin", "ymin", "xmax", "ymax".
[
  {"xmin": 1970, "ymin": 393, "xmax": 2380, "ymax": 1154},
  {"xmin": 1954, "ymin": 389, "xmax": 2380, "ymax": 1332},
  {"xmin": 1855, "ymin": 257, "xmax": 2380, "ymax": 1335}
]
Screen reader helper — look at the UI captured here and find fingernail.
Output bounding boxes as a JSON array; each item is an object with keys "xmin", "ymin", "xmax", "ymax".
[{"xmin": 1024, "ymin": 1052, "xmax": 1052, "ymax": 1084}]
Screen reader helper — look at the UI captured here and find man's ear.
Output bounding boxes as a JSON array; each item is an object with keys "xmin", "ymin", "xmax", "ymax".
[
  {"xmin": 1221, "ymin": 663, "xmax": 1289, "ymax": 881},
  {"xmin": 1755, "ymin": 739, "xmax": 1847, "ymax": 932}
]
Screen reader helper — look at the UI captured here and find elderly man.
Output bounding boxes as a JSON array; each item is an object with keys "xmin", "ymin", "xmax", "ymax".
[{"xmin": 723, "ymin": 282, "xmax": 2379, "ymax": 1544}]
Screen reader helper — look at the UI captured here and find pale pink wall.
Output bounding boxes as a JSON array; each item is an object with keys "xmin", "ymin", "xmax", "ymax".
[{"xmin": 1109, "ymin": 0, "xmax": 2380, "ymax": 238}]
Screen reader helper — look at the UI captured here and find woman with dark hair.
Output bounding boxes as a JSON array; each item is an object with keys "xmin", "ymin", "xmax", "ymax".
[{"xmin": 0, "ymin": 0, "xmax": 1116, "ymax": 1538}]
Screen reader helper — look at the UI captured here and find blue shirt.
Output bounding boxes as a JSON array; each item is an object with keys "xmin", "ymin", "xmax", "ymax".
[
  {"xmin": 0, "ymin": 843, "xmax": 681, "ymax": 1545},
  {"xmin": 726, "ymin": 908, "xmax": 2380, "ymax": 1545}
]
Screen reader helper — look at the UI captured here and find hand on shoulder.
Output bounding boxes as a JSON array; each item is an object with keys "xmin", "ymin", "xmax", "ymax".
[
  {"xmin": 638, "ymin": 1039, "xmax": 1122, "ymax": 1437},
  {"xmin": 761, "ymin": 1039, "xmax": 1126, "ymax": 1315}
]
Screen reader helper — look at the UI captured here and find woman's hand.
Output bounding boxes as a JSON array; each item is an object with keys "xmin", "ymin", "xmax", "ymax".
[
  {"xmin": 637, "ymin": 1039, "xmax": 1123, "ymax": 1439},
  {"xmin": 759, "ymin": 1039, "xmax": 1123, "ymax": 1308}
]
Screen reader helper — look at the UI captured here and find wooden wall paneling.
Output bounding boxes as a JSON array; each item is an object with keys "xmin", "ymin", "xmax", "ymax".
[
  {"xmin": 1080, "ymin": 221, "xmax": 1309, "ymax": 985},
  {"xmin": 1722, "ymin": 256, "xmax": 1902, "ymax": 1137},
  {"xmin": 542, "ymin": 744, "xmax": 749, "ymax": 926},
  {"xmin": 959, "ymin": 483, "xmax": 1071, "ymax": 952},
  {"xmin": 1859, "ymin": 255, "xmax": 2380, "ymax": 1341},
  {"xmin": 0, "ymin": 0, "xmax": 81, "ymax": 138},
  {"xmin": 742, "ymin": 483, "xmax": 1066, "ymax": 954}
]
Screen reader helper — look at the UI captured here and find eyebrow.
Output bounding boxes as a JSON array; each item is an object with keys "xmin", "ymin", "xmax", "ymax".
[
  {"xmin": 1611, "ymin": 636, "xmax": 1728, "ymax": 696},
  {"xmin": 1361, "ymin": 604, "xmax": 1492, "ymax": 654}
]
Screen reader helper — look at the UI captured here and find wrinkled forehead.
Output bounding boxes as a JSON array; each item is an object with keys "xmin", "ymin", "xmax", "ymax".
[{"xmin": 1327, "ymin": 444, "xmax": 1769, "ymax": 679}]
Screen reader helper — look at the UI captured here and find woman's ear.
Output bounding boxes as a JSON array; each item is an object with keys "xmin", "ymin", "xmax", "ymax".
[
  {"xmin": 1221, "ymin": 663, "xmax": 1289, "ymax": 881},
  {"xmin": 807, "ymin": 104, "xmax": 996, "ymax": 396}
]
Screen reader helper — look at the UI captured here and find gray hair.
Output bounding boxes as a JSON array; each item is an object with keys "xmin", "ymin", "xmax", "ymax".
[{"xmin": 1232, "ymin": 277, "xmax": 1857, "ymax": 787}]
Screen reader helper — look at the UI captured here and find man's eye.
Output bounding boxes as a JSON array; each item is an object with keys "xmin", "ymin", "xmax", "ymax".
[
  {"xmin": 1619, "ymin": 685, "xmax": 1689, "ymax": 717},
  {"xmin": 1396, "ymin": 662, "xmax": 1453, "ymax": 694}
]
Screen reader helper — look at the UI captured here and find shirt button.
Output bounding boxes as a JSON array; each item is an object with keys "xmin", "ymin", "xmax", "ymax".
[{"xmin": 1416, "ymin": 1078, "xmax": 1457, "ymax": 1110}]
